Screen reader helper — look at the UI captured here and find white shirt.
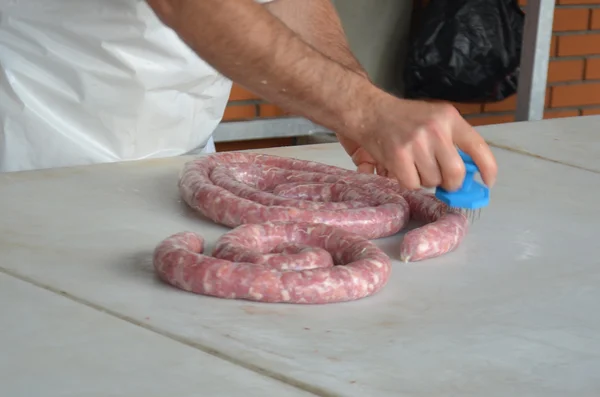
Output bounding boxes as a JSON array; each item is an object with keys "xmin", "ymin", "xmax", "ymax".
[{"xmin": 0, "ymin": 0, "xmax": 273, "ymax": 172}]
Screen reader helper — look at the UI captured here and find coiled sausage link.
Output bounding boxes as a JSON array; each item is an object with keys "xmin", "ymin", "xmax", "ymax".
[
  {"xmin": 153, "ymin": 152, "xmax": 468, "ymax": 303},
  {"xmin": 178, "ymin": 152, "xmax": 411, "ymax": 239},
  {"xmin": 153, "ymin": 223, "xmax": 391, "ymax": 304}
]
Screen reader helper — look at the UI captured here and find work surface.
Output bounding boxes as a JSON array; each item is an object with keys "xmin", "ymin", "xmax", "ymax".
[
  {"xmin": 1, "ymin": 117, "xmax": 599, "ymax": 397},
  {"xmin": 480, "ymin": 115, "xmax": 600, "ymax": 173}
]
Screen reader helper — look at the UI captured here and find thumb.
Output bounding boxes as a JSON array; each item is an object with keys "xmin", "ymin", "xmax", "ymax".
[
  {"xmin": 357, "ymin": 162, "xmax": 376, "ymax": 174},
  {"xmin": 336, "ymin": 133, "xmax": 378, "ymax": 174},
  {"xmin": 336, "ymin": 133, "xmax": 360, "ymax": 156}
]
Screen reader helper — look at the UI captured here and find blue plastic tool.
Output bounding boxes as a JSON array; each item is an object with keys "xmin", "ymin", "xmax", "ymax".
[{"xmin": 434, "ymin": 148, "xmax": 490, "ymax": 222}]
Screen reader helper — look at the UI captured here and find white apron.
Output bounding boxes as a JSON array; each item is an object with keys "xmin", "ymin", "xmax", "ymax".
[{"xmin": 0, "ymin": 0, "xmax": 272, "ymax": 172}]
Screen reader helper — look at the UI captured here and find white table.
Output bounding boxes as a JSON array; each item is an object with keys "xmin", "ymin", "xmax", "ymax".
[
  {"xmin": 2, "ymin": 119, "xmax": 599, "ymax": 396},
  {"xmin": 0, "ymin": 277, "xmax": 314, "ymax": 397},
  {"xmin": 480, "ymin": 115, "xmax": 600, "ymax": 174}
]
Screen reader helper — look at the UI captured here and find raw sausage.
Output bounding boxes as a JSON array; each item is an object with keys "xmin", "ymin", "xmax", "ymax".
[
  {"xmin": 178, "ymin": 152, "xmax": 411, "ymax": 239},
  {"xmin": 398, "ymin": 190, "xmax": 468, "ymax": 262},
  {"xmin": 177, "ymin": 152, "xmax": 467, "ymax": 258},
  {"xmin": 153, "ymin": 223, "xmax": 392, "ymax": 304},
  {"xmin": 153, "ymin": 152, "xmax": 468, "ymax": 303}
]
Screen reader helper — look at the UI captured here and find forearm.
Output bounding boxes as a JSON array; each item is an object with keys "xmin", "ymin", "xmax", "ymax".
[
  {"xmin": 146, "ymin": 0, "xmax": 378, "ymax": 137},
  {"xmin": 265, "ymin": 0, "xmax": 368, "ymax": 78}
]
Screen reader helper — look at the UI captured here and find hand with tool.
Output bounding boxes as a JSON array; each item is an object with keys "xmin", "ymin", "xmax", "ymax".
[
  {"xmin": 335, "ymin": 98, "xmax": 498, "ymax": 191},
  {"xmin": 149, "ymin": 0, "xmax": 498, "ymax": 191}
]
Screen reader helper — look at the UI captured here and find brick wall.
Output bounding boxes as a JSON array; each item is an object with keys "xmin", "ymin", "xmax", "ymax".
[
  {"xmin": 223, "ymin": 84, "xmax": 289, "ymax": 122},
  {"xmin": 459, "ymin": 0, "xmax": 600, "ymax": 126},
  {"xmin": 221, "ymin": 0, "xmax": 600, "ymax": 144},
  {"xmin": 216, "ymin": 85, "xmax": 291, "ymax": 151}
]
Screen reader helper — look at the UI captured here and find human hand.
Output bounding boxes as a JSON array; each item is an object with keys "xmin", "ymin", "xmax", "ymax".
[
  {"xmin": 343, "ymin": 94, "xmax": 497, "ymax": 191},
  {"xmin": 336, "ymin": 133, "xmax": 391, "ymax": 176}
]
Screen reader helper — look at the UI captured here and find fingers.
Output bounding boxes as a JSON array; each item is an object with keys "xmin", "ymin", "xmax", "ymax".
[
  {"xmin": 389, "ymin": 153, "xmax": 420, "ymax": 190},
  {"xmin": 452, "ymin": 118, "xmax": 498, "ymax": 187},
  {"xmin": 424, "ymin": 107, "xmax": 496, "ymax": 191},
  {"xmin": 412, "ymin": 140, "xmax": 443, "ymax": 188},
  {"xmin": 434, "ymin": 144, "xmax": 465, "ymax": 191},
  {"xmin": 348, "ymin": 144, "xmax": 392, "ymax": 178},
  {"xmin": 356, "ymin": 162, "xmax": 375, "ymax": 174},
  {"xmin": 341, "ymin": 99, "xmax": 497, "ymax": 191},
  {"xmin": 375, "ymin": 164, "xmax": 389, "ymax": 178},
  {"xmin": 356, "ymin": 162, "xmax": 391, "ymax": 179}
]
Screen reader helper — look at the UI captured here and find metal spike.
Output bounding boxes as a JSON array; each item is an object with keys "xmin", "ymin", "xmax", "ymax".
[{"xmin": 451, "ymin": 207, "xmax": 482, "ymax": 223}]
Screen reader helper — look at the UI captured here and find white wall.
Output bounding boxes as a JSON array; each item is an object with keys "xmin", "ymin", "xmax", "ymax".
[{"xmin": 332, "ymin": 0, "xmax": 413, "ymax": 94}]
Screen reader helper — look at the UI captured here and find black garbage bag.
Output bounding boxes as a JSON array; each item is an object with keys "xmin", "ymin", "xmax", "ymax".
[{"xmin": 402, "ymin": 0, "xmax": 525, "ymax": 103}]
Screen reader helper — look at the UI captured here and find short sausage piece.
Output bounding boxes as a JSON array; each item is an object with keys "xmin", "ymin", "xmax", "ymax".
[{"xmin": 398, "ymin": 191, "xmax": 469, "ymax": 262}]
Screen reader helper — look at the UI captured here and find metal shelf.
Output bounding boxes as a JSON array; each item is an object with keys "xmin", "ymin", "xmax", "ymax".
[
  {"xmin": 213, "ymin": 117, "xmax": 330, "ymax": 143},
  {"xmin": 515, "ymin": 0, "xmax": 555, "ymax": 122}
]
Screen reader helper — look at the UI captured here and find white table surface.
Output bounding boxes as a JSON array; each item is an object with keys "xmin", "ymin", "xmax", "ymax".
[
  {"xmin": 479, "ymin": 114, "xmax": 600, "ymax": 173},
  {"xmin": 0, "ymin": 272, "xmax": 314, "ymax": 397},
  {"xmin": 1, "ymin": 121, "xmax": 599, "ymax": 396}
]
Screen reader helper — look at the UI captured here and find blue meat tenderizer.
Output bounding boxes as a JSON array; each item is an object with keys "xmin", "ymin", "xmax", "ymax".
[{"xmin": 434, "ymin": 148, "xmax": 490, "ymax": 222}]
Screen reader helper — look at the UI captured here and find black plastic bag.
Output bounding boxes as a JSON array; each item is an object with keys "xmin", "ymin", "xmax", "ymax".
[{"xmin": 401, "ymin": 0, "xmax": 525, "ymax": 103}]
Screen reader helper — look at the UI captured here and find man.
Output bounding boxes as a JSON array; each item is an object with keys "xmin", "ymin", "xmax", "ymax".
[{"xmin": 0, "ymin": 0, "xmax": 497, "ymax": 191}]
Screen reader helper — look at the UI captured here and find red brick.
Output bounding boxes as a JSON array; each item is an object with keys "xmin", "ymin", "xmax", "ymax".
[
  {"xmin": 558, "ymin": 0, "xmax": 600, "ymax": 4},
  {"xmin": 550, "ymin": 36, "xmax": 557, "ymax": 57},
  {"xmin": 543, "ymin": 109, "xmax": 580, "ymax": 119},
  {"xmin": 451, "ymin": 102, "xmax": 483, "ymax": 115},
  {"xmin": 585, "ymin": 58, "xmax": 600, "ymax": 80},
  {"xmin": 216, "ymin": 138, "xmax": 296, "ymax": 152},
  {"xmin": 553, "ymin": 9, "xmax": 590, "ymax": 31},
  {"xmin": 581, "ymin": 107, "xmax": 600, "ymax": 115},
  {"xmin": 258, "ymin": 104, "xmax": 290, "ymax": 118},
  {"xmin": 557, "ymin": 34, "xmax": 600, "ymax": 56},
  {"xmin": 547, "ymin": 59, "xmax": 584, "ymax": 82},
  {"xmin": 591, "ymin": 9, "xmax": 600, "ymax": 30},
  {"xmin": 482, "ymin": 91, "xmax": 550, "ymax": 112},
  {"xmin": 222, "ymin": 104, "xmax": 257, "ymax": 121},
  {"xmin": 229, "ymin": 84, "xmax": 260, "ymax": 101},
  {"xmin": 551, "ymin": 83, "xmax": 600, "ymax": 107},
  {"xmin": 483, "ymin": 96, "xmax": 517, "ymax": 112},
  {"xmin": 467, "ymin": 114, "xmax": 515, "ymax": 126}
]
